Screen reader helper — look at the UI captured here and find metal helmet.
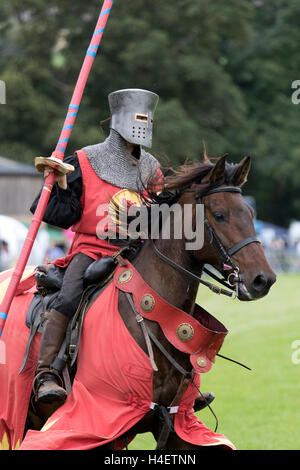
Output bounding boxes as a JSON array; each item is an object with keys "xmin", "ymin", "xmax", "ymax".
[{"xmin": 108, "ymin": 88, "xmax": 159, "ymax": 148}]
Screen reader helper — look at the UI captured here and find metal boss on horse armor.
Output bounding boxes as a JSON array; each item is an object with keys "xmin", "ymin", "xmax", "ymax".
[{"xmin": 108, "ymin": 88, "xmax": 159, "ymax": 148}]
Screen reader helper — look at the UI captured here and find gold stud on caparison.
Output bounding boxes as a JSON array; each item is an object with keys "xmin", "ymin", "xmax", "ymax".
[
  {"xmin": 176, "ymin": 323, "xmax": 194, "ymax": 342},
  {"xmin": 196, "ymin": 356, "xmax": 207, "ymax": 368},
  {"xmin": 140, "ymin": 294, "xmax": 155, "ymax": 313},
  {"xmin": 118, "ymin": 269, "xmax": 133, "ymax": 284}
]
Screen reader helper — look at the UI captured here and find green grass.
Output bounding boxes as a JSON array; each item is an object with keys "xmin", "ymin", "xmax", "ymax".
[{"xmin": 129, "ymin": 273, "xmax": 300, "ymax": 450}]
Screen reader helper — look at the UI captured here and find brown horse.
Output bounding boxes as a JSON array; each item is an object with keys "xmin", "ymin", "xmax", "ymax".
[
  {"xmin": 105, "ymin": 152, "xmax": 276, "ymax": 449},
  {"xmin": 0, "ymin": 152, "xmax": 276, "ymax": 450}
]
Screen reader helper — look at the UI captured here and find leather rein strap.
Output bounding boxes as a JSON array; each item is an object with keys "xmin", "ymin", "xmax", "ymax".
[{"xmin": 151, "ymin": 239, "xmax": 234, "ymax": 297}]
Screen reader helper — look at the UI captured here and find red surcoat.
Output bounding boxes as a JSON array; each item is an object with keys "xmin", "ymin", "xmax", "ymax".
[{"xmin": 53, "ymin": 149, "xmax": 127, "ymax": 268}]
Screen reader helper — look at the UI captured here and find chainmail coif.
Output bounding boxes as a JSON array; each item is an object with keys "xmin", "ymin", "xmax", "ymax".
[{"xmin": 83, "ymin": 129, "xmax": 160, "ymax": 191}]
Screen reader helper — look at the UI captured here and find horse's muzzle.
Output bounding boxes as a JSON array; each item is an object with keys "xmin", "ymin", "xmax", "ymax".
[{"xmin": 238, "ymin": 271, "xmax": 276, "ymax": 301}]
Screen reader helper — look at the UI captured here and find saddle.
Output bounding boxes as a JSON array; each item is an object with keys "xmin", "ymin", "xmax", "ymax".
[
  {"xmin": 20, "ymin": 255, "xmax": 118, "ymax": 382},
  {"xmin": 34, "ymin": 255, "xmax": 117, "ymax": 293}
]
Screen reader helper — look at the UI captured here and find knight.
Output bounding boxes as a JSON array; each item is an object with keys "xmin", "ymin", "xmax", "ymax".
[{"xmin": 30, "ymin": 88, "xmax": 214, "ymax": 412}]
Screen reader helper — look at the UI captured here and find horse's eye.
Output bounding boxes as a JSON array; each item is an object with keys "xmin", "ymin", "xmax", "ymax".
[{"xmin": 213, "ymin": 211, "xmax": 226, "ymax": 223}]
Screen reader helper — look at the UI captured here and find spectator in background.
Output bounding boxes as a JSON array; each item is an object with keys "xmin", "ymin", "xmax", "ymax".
[
  {"xmin": 0, "ymin": 240, "xmax": 9, "ymax": 272},
  {"xmin": 46, "ymin": 243, "xmax": 67, "ymax": 262}
]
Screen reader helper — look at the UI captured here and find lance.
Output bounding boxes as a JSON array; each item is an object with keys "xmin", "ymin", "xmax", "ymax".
[{"xmin": 0, "ymin": 0, "xmax": 115, "ymax": 336}]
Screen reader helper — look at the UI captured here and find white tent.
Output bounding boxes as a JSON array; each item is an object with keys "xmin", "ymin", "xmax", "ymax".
[
  {"xmin": 0, "ymin": 215, "xmax": 49, "ymax": 271},
  {"xmin": 289, "ymin": 221, "xmax": 300, "ymax": 244}
]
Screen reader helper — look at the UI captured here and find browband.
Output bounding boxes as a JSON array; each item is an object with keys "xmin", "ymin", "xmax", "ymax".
[{"xmin": 203, "ymin": 186, "xmax": 242, "ymax": 197}]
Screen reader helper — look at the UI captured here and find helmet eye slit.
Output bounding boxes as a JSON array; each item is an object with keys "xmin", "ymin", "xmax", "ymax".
[{"xmin": 135, "ymin": 113, "xmax": 148, "ymax": 123}]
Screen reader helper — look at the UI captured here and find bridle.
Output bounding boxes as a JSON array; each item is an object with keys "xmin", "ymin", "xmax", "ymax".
[{"xmin": 152, "ymin": 183, "xmax": 261, "ymax": 299}]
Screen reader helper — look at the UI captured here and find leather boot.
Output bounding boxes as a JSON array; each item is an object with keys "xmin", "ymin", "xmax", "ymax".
[
  {"xmin": 33, "ymin": 309, "xmax": 69, "ymax": 404},
  {"xmin": 194, "ymin": 392, "xmax": 215, "ymax": 412}
]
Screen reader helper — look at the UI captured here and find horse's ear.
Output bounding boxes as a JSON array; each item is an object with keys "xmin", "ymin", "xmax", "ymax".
[
  {"xmin": 202, "ymin": 153, "xmax": 227, "ymax": 184},
  {"xmin": 202, "ymin": 141, "xmax": 210, "ymax": 163},
  {"xmin": 233, "ymin": 156, "xmax": 251, "ymax": 187}
]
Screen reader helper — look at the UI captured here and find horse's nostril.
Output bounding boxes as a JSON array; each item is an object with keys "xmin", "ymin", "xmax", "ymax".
[{"xmin": 252, "ymin": 273, "xmax": 268, "ymax": 292}]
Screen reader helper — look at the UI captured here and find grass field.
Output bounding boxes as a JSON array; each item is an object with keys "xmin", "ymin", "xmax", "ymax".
[{"xmin": 129, "ymin": 273, "xmax": 300, "ymax": 450}]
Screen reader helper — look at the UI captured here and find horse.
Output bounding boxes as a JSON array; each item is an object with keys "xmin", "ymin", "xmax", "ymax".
[{"xmin": 0, "ymin": 152, "xmax": 276, "ymax": 451}]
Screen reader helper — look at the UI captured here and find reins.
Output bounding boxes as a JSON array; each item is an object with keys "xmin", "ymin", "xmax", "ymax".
[{"xmin": 151, "ymin": 239, "xmax": 234, "ymax": 297}]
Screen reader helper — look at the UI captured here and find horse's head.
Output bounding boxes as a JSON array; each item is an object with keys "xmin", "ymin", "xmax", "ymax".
[
  {"xmin": 111, "ymin": 151, "xmax": 276, "ymax": 302},
  {"xmin": 156, "ymin": 149, "xmax": 276, "ymax": 301},
  {"xmin": 186, "ymin": 153, "xmax": 276, "ymax": 301}
]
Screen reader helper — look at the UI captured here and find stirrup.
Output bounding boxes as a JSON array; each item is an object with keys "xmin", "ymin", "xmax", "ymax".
[{"xmin": 33, "ymin": 369, "xmax": 65, "ymax": 397}]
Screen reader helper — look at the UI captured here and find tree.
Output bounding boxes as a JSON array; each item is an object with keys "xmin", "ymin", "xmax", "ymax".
[
  {"xmin": 228, "ymin": 0, "xmax": 300, "ymax": 224},
  {"xmin": 0, "ymin": 0, "xmax": 253, "ymax": 163},
  {"xmin": 0, "ymin": 0, "xmax": 299, "ymax": 226}
]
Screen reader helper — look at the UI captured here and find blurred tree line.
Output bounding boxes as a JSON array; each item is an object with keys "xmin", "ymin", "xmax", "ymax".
[{"xmin": 0, "ymin": 0, "xmax": 300, "ymax": 227}]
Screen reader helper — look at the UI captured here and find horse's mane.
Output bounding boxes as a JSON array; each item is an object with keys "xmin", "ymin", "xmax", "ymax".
[{"xmin": 142, "ymin": 157, "xmax": 238, "ymax": 206}]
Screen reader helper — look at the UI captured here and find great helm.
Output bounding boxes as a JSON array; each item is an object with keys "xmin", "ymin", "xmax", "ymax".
[{"xmin": 108, "ymin": 88, "xmax": 159, "ymax": 148}]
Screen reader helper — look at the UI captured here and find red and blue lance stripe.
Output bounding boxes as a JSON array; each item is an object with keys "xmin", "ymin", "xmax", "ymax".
[
  {"xmin": 53, "ymin": 0, "xmax": 114, "ymax": 161},
  {"xmin": 0, "ymin": 0, "xmax": 115, "ymax": 337}
]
